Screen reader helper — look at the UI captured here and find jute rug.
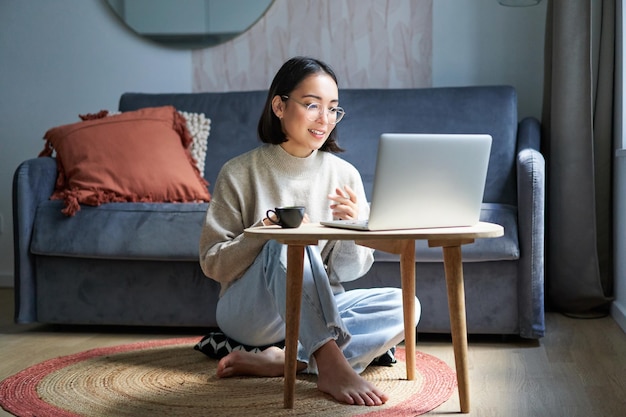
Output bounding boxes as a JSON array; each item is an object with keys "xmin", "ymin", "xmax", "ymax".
[{"xmin": 0, "ymin": 337, "xmax": 456, "ymax": 416}]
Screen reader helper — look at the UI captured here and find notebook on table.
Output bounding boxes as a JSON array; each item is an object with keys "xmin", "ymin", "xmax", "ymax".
[{"xmin": 320, "ymin": 133, "xmax": 492, "ymax": 231}]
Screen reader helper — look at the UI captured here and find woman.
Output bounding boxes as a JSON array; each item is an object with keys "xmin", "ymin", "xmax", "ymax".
[{"xmin": 199, "ymin": 56, "xmax": 420, "ymax": 406}]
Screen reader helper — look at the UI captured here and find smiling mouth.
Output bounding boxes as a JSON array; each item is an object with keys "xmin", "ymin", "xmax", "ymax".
[{"xmin": 309, "ymin": 129, "xmax": 326, "ymax": 136}]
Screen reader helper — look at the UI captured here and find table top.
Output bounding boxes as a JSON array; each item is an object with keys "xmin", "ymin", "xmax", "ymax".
[{"xmin": 244, "ymin": 222, "xmax": 504, "ymax": 242}]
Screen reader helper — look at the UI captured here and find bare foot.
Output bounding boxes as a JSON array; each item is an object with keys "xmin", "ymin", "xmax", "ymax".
[
  {"xmin": 216, "ymin": 343, "xmax": 388, "ymax": 407},
  {"xmin": 216, "ymin": 346, "xmax": 305, "ymax": 378},
  {"xmin": 315, "ymin": 341, "xmax": 388, "ymax": 406}
]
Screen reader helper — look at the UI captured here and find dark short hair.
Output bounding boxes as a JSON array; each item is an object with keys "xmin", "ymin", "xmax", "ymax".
[{"xmin": 257, "ymin": 56, "xmax": 344, "ymax": 153}]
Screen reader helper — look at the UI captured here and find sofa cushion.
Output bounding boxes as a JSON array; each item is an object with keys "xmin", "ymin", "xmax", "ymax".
[
  {"xmin": 31, "ymin": 201, "xmax": 518, "ymax": 263},
  {"xmin": 30, "ymin": 200, "xmax": 208, "ymax": 261},
  {"xmin": 335, "ymin": 87, "xmax": 519, "ymax": 206},
  {"xmin": 374, "ymin": 204, "xmax": 519, "ymax": 262},
  {"xmin": 119, "ymin": 87, "xmax": 519, "ymax": 207},
  {"xmin": 39, "ymin": 106, "xmax": 211, "ymax": 216}
]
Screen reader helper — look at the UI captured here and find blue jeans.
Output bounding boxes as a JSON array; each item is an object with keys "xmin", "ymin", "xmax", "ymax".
[{"xmin": 216, "ymin": 240, "xmax": 420, "ymax": 374}]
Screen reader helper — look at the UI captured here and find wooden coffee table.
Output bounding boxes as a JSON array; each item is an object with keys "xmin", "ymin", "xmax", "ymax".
[{"xmin": 244, "ymin": 221, "xmax": 504, "ymax": 413}]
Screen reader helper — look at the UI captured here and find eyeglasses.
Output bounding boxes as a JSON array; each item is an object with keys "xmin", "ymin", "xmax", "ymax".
[{"xmin": 281, "ymin": 95, "xmax": 346, "ymax": 124}]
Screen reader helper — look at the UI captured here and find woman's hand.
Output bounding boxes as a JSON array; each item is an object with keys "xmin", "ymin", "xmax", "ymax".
[{"xmin": 328, "ymin": 185, "xmax": 358, "ymax": 220}]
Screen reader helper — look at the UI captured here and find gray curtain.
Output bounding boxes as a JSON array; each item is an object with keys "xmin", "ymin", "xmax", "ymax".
[{"xmin": 542, "ymin": 0, "xmax": 615, "ymax": 314}]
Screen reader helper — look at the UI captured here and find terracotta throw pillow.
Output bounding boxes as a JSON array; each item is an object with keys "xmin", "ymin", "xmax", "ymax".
[
  {"xmin": 78, "ymin": 109, "xmax": 211, "ymax": 174},
  {"xmin": 40, "ymin": 106, "xmax": 211, "ymax": 216}
]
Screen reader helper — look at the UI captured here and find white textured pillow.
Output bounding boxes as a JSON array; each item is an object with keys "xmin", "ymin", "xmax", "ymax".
[
  {"xmin": 178, "ymin": 110, "xmax": 211, "ymax": 174},
  {"xmin": 78, "ymin": 110, "xmax": 211, "ymax": 174}
]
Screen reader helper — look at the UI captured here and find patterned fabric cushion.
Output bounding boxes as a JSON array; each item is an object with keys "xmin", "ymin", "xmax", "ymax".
[
  {"xmin": 370, "ymin": 346, "xmax": 397, "ymax": 366},
  {"xmin": 194, "ymin": 331, "xmax": 284, "ymax": 360},
  {"xmin": 194, "ymin": 331, "xmax": 396, "ymax": 366}
]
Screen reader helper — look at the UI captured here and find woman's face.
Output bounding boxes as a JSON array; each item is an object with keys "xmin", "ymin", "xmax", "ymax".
[{"xmin": 272, "ymin": 73, "xmax": 339, "ymax": 158}]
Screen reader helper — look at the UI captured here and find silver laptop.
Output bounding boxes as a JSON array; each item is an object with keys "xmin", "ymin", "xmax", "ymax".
[{"xmin": 321, "ymin": 133, "xmax": 492, "ymax": 231}]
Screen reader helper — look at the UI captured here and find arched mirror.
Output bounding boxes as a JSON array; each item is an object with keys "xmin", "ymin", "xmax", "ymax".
[{"xmin": 106, "ymin": 0, "xmax": 274, "ymax": 49}]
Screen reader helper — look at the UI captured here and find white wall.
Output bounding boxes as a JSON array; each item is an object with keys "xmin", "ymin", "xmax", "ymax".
[
  {"xmin": 433, "ymin": 0, "xmax": 546, "ymax": 120},
  {"xmin": 0, "ymin": 0, "xmax": 192, "ymax": 287},
  {"xmin": 0, "ymin": 0, "xmax": 547, "ymax": 287}
]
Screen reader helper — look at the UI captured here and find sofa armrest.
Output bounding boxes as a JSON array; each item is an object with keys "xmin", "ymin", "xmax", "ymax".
[
  {"xmin": 517, "ymin": 116, "xmax": 541, "ymax": 152},
  {"xmin": 515, "ymin": 117, "xmax": 546, "ymax": 338},
  {"xmin": 12, "ymin": 157, "xmax": 57, "ymax": 323}
]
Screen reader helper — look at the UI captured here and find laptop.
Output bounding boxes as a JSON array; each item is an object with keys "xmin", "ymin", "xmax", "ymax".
[{"xmin": 320, "ymin": 133, "xmax": 492, "ymax": 231}]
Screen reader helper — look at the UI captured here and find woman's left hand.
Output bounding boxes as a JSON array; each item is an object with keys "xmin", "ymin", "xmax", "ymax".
[{"xmin": 328, "ymin": 185, "xmax": 358, "ymax": 220}]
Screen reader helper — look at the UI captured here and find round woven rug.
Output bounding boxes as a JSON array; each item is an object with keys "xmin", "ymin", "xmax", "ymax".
[{"xmin": 0, "ymin": 337, "xmax": 456, "ymax": 417}]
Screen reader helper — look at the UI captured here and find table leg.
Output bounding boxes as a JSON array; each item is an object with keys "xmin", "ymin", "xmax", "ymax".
[
  {"xmin": 284, "ymin": 244, "xmax": 305, "ymax": 409},
  {"xmin": 399, "ymin": 239, "xmax": 416, "ymax": 380},
  {"xmin": 442, "ymin": 244, "xmax": 470, "ymax": 413}
]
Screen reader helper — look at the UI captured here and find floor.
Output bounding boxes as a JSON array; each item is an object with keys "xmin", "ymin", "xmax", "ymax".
[{"xmin": 1, "ymin": 288, "xmax": 625, "ymax": 416}]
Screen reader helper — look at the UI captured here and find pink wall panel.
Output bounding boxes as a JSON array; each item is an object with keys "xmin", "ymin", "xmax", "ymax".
[{"xmin": 192, "ymin": 0, "xmax": 432, "ymax": 92}]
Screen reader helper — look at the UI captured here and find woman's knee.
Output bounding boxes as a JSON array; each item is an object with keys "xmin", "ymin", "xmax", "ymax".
[
  {"xmin": 387, "ymin": 287, "xmax": 421, "ymax": 325},
  {"xmin": 414, "ymin": 295, "xmax": 422, "ymax": 324}
]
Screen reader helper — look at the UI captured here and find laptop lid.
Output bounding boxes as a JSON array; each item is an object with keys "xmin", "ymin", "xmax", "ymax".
[{"xmin": 366, "ymin": 133, "xmax": 492, "ymax": 231}]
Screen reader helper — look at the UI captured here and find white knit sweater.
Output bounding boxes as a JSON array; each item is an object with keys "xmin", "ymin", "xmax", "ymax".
[{"xmin": 199, "ymin": 144, "xmax": 374, "ymax": 295}]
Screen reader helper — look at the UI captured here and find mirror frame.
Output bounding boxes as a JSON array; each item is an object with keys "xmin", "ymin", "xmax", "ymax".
[{"xmin": 105, "ymin": 0, "xmax": 274, "ymax": 49}]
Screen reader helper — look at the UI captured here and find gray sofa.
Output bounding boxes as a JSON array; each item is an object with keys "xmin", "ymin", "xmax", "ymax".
[{"xmin": 13, "ymin": 86, "xmax": 545, "ymax": 339}]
